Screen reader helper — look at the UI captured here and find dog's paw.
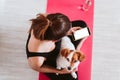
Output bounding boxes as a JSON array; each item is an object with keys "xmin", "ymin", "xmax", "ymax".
[
  {"xmin": 71, "ymin": 72, "xmax": 77, "ymax": 79},
  {"xmin": 56, "ymin": 73, "xmax": 59, "ymax": 75},
  {"xmin": 56, "ymin": 67, "xmax": 61, "ymax": 75}
]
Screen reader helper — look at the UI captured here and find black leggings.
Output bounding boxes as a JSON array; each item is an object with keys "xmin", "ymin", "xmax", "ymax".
[{"xmin": 45, "ymin": 20, "xmax": 87, "ymax": 80}]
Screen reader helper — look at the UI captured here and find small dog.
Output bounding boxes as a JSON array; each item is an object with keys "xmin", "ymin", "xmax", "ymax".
[{"xmin": 56, "ymin": 36, "xmax": 85, "ymax": 79}]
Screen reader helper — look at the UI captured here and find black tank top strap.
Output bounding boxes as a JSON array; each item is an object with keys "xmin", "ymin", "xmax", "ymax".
[
  {"xmin": 26, "ymin": 52, "xmax": 50, "ymax": 58},
  {"xmin": 26, "ymin": 34, "xmax": 50, "ymax": 58},
  {"xmin": 26, "ymin": 34, "xmax": 61, "ymax": 59}
]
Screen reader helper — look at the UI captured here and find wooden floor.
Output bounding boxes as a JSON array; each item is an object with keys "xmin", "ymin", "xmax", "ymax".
[
  {"xmin": 0, "ymin": 0, "xmax": 47, "ymax": 80},
  {"xmin": 93, "ymin": 0, "xmax": 120, "ymax": 80},
  {"xmin": 0, "ymin": 0, "xmax": 120, "ymax": 80},
  {"xmin": 92, "ymin": 0, "xmax": 120, "ymax": 80}
]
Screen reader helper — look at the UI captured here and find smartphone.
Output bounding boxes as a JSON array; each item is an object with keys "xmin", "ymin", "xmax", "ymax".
[{"xmin": 72, "ymin": 27, "xmax": 90, "ymax": 41}]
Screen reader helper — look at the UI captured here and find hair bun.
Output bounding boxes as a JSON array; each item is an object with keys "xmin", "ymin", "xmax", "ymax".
[{"xmin": 30, "ymin": 14, "xmax": 50, "ymax": 40}]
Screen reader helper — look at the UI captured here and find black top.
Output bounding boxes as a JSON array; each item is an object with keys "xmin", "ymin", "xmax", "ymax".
[
  {"xmin": 26, "ymin": 34, "xmax": 61, "ymax": 67},
  {"xmin": 25, "ymin": 20, "xmax": 87, "ymax": 80}
]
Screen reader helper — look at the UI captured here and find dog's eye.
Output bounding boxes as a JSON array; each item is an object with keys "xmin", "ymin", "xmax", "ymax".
[
  {"xmin": 73, "ymin": 60, "xmax": 77, "ymax": 63},
  {"xmin": 66, "ymin": 58, "xmax": 70, "ymax": 61}
]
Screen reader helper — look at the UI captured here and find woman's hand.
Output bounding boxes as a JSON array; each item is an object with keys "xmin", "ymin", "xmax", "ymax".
[{"xmin": 67, "ymin": 27, "xmax": 82, "ymax": 36}]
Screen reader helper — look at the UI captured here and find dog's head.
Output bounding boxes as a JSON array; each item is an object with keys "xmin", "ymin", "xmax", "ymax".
[{"xmin": 61, "ymin": 48, "xmax": 85, "ymax": 70}]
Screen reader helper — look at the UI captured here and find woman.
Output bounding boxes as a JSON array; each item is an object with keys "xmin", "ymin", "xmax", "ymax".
[{"xmin": 26, "ymin": 13, "xmax": 87, "ymax": 80}]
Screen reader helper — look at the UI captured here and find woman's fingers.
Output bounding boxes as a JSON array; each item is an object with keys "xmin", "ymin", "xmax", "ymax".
[
  {"xmin": 72, "ymin": 27, "xmax": 81, "ymax": 31},
  {"xmin": 67, "ymin": 27, "xmax": 82, "ymax": 35}
]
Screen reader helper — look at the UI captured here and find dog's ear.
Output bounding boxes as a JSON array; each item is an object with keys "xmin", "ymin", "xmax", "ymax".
[
  {"xmin": 61, "ymin": 48, "xmax": 71, "ymax": 58},
  {"xmin": 76, "ymin": 51, "xmax": 85, "ymax": 62}
]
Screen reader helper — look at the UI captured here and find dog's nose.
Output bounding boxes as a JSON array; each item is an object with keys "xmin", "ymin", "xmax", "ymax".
[{"xmin": 68, "ymin": 67, "xmax": 71, "ymax": 70}]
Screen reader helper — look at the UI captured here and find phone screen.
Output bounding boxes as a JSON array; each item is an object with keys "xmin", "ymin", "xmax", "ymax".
[{"xmin": 72, "ymin": 27, "xmax": 90, "ymax": 41}]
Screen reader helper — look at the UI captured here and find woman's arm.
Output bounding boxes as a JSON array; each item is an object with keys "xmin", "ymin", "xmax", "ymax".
[
  {"xmin": 28, "ymin": 57, "xmax": 75, "ymax": 74},
  {"xmin": 67, "ymin": 27, "xmax": 88, "ymax": 50},
  {"xmin": 36, "ymin": 65, "xmax": 75, "ymax": 74},
  {"xmin": 76, "ymin": 37, "xmax": 87, "ymax": 50}
]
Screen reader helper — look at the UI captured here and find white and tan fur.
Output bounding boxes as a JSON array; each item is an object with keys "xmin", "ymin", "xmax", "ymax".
[{"xmin": 56, "ymin": 36, "xmax": 85, "ymax": 79}]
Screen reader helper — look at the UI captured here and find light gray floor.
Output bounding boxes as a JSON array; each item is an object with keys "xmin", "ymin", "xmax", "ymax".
[
  {"xmin": 0, "ymin": 0, "xmax": 120, "ymax": 80},
  {"xmin": 0, "ymin": 0, "xmax": 47, "ymax": 80},
  {"xmin": 92, "ymin": 0, "xmax": 120, "ymax": 80}
]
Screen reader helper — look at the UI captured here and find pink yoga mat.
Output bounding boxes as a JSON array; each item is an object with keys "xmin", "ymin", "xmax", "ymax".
[{"xmin": 39, "ymin": 0, "xmax": 94, "ymax": 80}]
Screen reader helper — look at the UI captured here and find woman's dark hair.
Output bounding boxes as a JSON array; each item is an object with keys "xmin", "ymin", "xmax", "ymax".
[{"xmin": 29, "ymin": 13, "xmax": 71, "ymax": 40}]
